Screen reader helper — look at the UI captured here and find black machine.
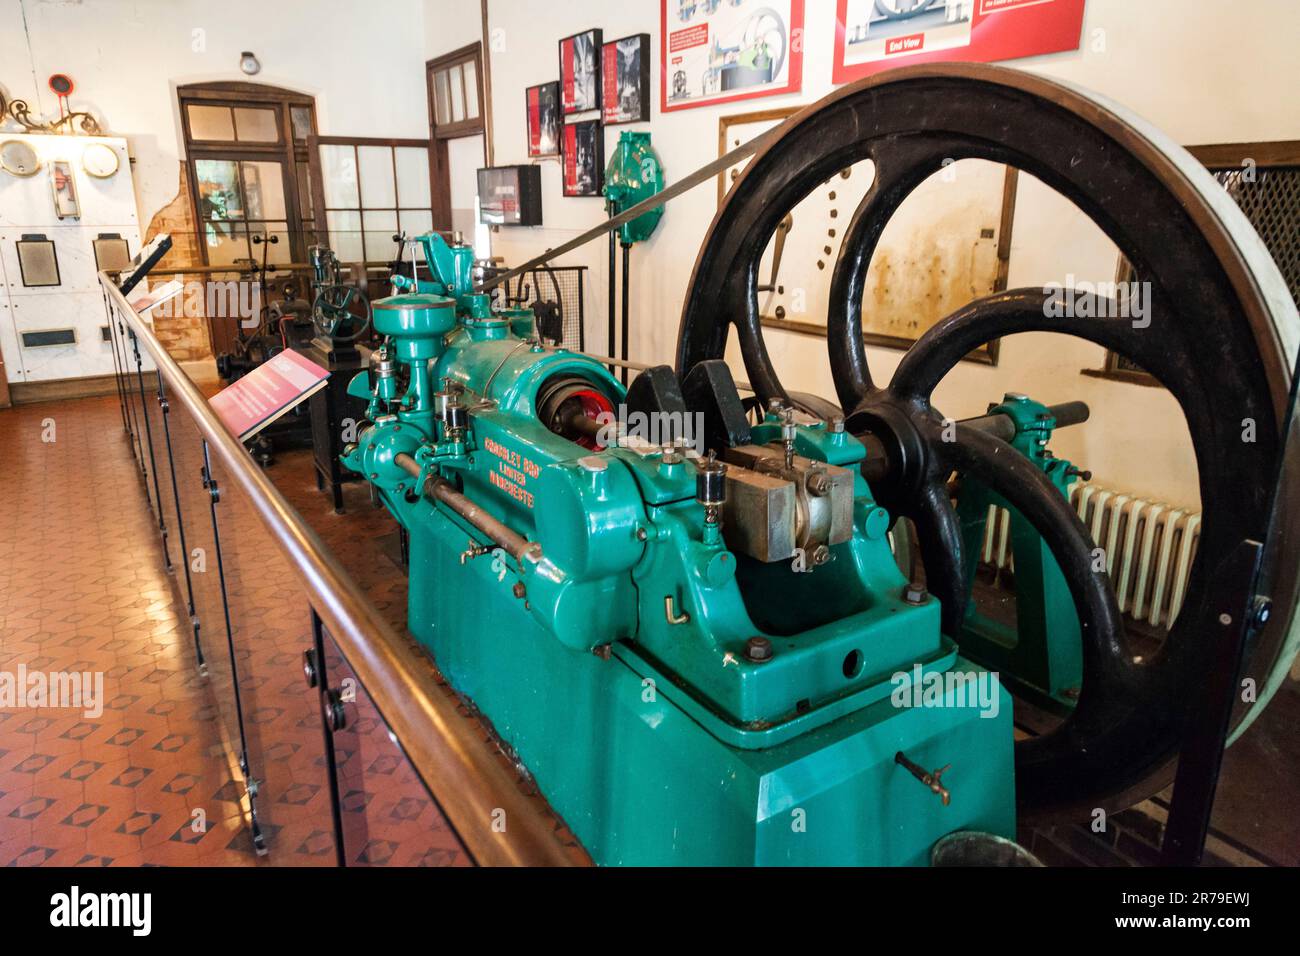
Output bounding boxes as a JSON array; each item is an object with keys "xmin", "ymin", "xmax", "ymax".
[
  {"xmin": 211, "ymin": 238, "xmax": 374, "ymax": 508},
  {"xmin": 213, "ymin": 235, "xmax": 316, "ymax": 466},
  {"xmin": 300, "ymin": 245, "xmax": 374, "ymax": 512}
]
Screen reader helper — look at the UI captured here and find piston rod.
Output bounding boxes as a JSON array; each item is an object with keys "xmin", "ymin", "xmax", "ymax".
[{"xmin": 394, "ymin": 452, "xmax": 538, "ymax": 563}]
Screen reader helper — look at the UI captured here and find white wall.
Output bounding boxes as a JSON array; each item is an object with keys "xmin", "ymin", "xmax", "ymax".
[
  {"xmin": 423, "ymin": 0, "xmax": 1300, "ymax": 508},
  {"xmin": 1, "ymin": 0, "xmax": 431, "ymax": 239},
  {"xmin": 9, "ymin": 0, "xmax": 1289, "ymax": 506}
]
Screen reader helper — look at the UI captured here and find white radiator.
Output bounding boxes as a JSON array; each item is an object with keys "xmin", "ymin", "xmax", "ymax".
[{"xmin": 976, "ymin": 483, "xmax": 1202, "ymax": 631}]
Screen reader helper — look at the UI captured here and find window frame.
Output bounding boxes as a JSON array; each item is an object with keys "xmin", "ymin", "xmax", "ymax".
[
  {"xmin": 177, "ymin": 81, "xmax": 318, "ymax": 266},
  {"xmin": 426, "ymin": 43, "xmax": 486, "ymax": 140},
  {"xmin": 307, "ymin": 136, "xmax": 439, "ymax": 264},
  {"xmin": 1085, "ymin": 139, "xmax": 1300, "ymax": 388}
]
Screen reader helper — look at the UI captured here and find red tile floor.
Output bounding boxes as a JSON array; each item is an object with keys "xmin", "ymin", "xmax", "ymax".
[
  {"xmin": 0, "ymin": 393, "xmax": 581, "ymax": 866},
  {"xmin": 0, "ymin": 394, "xmax": 257, "ymax": 865}
]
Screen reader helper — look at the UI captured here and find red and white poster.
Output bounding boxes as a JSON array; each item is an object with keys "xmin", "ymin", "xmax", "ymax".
[
  {"xmin": 210, "ymin": 349, "xmax": 329, "ymax": 441},
  {"xmin": 559, "ymin": 29, "xmax": 602, "ymax": 114},
  {"xmin": 562, "ymin": 120, "xmax": 603, "ymax": 197},
  {"xmin": 661, "ymin": 0, "xmax": 804, "ymax": 113},
  {"xmin": 526, "ymin": 81, "xmax": 559, "ymax": 157},
  {"xmin": 603, "ymin": 34, "xmax": 651, "ymax": 124},
  {"xmin": 833, "ymin": 0, "xmax": 1085, "ymax": 84}
]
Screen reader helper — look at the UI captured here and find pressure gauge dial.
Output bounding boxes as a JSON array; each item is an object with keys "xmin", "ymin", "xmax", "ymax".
[
  {"xmin": 82, "ymin": 142, "xmax": 120, "ymax": 179},
  {"xmin": 0, "ymin": 139, "xmax": 41, "ymax": 177}
]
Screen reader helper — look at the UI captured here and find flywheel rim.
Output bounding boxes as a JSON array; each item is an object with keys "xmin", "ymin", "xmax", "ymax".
[{"xmin": 676, "ymin": 63, "xmax": 1300, "ymax": 822}]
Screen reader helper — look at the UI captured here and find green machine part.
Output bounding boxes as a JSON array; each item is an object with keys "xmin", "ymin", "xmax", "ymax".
[
  {"xmin": 955, "ymin": 393, "xmax": 1085, "ymax": 712},
  {"xmin": 389, "ymin": 230, "xmax": 495, "ymax": 320},
  {"xmin": 603, "ymin": 131, "xmax": 664, "ymax": 245},
  {"xmin": 341, "ymin": 237, "xmax": 1014, "ymax": 865}
]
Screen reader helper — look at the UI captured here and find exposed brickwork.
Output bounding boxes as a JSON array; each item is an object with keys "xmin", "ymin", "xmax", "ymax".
[{"xmin": 141, "ymin": 166, "xmax": 213, "ymax": 364}]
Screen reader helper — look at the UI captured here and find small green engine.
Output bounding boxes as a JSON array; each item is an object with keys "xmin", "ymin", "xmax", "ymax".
[{"xmin": 342, "ymin": 231, "xmax": 1015, "ymax": 865}]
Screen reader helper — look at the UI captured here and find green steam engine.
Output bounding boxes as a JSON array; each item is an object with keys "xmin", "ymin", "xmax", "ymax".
[{"xmin": 342, "ymin": 66, "xmax": 1300, "ymax": 866}]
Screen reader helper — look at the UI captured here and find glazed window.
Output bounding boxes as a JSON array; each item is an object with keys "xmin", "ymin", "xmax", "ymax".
[
  {"xmin": 311, "ymin": 139, "xmax": 436, "ymax": 263},
  {"xmin": 177, "ymin": 82, "xmax": 317, "ymax": 265}
]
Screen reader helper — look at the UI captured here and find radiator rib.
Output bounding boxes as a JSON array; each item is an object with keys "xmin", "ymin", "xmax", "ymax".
[{"xmin": 977, "ymin": 483, "xmax": 1203, "ymax": 631}]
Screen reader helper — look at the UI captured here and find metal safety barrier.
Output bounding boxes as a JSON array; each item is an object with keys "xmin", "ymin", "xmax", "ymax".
[{"xmin": 99, "ymin": 270, "xmax": 583, "ymax": 867}]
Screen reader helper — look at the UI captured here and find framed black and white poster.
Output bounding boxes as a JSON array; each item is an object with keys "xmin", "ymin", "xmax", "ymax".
[
  {"xmin": 602, "ymin": 34, "xmax": 650, "ymax": 125},
  {"xmin": 526, "ymin": 81, "xmax": 560, "ymax": 157},
  {"xmin": 559, "ymin": 28, "xmax": 602, "ymax": 114},
  {"xmin": 562, "ymin": 119, "xmax": 603, "ymax": 197}
]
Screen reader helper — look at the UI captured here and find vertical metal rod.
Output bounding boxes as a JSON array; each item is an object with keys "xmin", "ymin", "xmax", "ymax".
[
  {"xmin": 577, "ymin": 265, "xmax": 586, "ymax": 352},
  {"xmin": 117, "ymin": 314, "xmax": 147, "ymax": 473},
  {"xmin": 620, "ymin": 241, "xmax": 631, "ymax": 388},
  {"xmin": 130, "ymin": 330, "xmax": 167, "ymax": 543},
  {"xmin": 103, "ymin": 290, "xmax": 131, "ymax": 433},
  {"xmin": 156, "ymin": 374, "xmax": 204, "ymax": 672},
  {"xmin": 201, "ymin": 439, "xmax": 261, "ymax": 854},
  {"xmin": 607, "ymin": 216, "xmax": 617, "ymax": 378},
  {"xmin": 311, "ymin": 608, "xmax": 349, "ymax": 867},
  {"xmin": 1160, "ymin": 540, "xmax": 1263, "ymax": 863}
]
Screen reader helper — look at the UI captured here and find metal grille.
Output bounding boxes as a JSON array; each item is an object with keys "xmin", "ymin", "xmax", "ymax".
[
  {"xmin": 16, "ymin": 237, "xmax": 61, "ymax": 287},
  {"xmin": 92, "ymin": 235, "xmax": 132, "ymax": 272},
  {"xmin": 1107, "ymin": 163, "xmax": 1300, "ymax": 379},
  {"xmin": 1214, "ymin": 166, "xmax": 1300, "ymax": 308},
  {"xmin": 501, "ymin": 265, "xmax": 587, "ymax": 351}
]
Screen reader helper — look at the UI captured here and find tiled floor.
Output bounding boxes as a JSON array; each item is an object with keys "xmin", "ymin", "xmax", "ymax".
[
  {"xmin": 0, "ymin": 395, "xmax": 257, "ymax": 865},
  {"xmin": 0, "ymin": 391, "xmax": 582, "ymax": 867}
]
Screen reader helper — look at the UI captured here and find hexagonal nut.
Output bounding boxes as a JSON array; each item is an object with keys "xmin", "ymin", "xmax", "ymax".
[{"xmin": 903, "ymin": 582, "xmax": 928, "ymax": 605}]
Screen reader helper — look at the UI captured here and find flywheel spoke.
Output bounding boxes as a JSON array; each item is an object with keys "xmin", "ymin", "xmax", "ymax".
[
  {"xmin": 891, "ymin": 288, "xmax": 1178, "ymax": 402},
  {"xmin": 923, "ymin": 418, "xmax": 1137, "ymax": 690},
  {"xmin": 827, "ymin": 135, "xmax": 976, "ymax": 410}
]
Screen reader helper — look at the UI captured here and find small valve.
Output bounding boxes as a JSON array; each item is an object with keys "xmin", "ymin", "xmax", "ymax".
[
  {"xmin": 696, "ymin": 451, "xmax": 727, "ymax": 529},
  {"xmin": 459, "ymin": 539, "xmax": 491, "ymax": 564},
  {"xmin": 782, "ymin": 408, "xmax": 797, "ymax": 469},
  {"xmin": 436, "ymin": 379, "xmax": 468, "ymax": 441},
  {"xmin": 895, "ymin": 751, "xmax": 951, "ymax": 806}
]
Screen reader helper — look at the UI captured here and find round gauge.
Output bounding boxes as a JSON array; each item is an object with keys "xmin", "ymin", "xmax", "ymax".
[
  {"xmin": 82, "ymin": 142, "xmax": 119, "ymax": 179},
  {"xmin": 0, "ymin": 139, "xmax": 41, "ymax": 177}
]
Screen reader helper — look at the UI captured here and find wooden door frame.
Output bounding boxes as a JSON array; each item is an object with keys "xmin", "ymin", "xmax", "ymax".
[
  {"xmin": 177, "ymin": 81, "xmax": 318, "ymax": 265},
  {"xmin": 425, "ymin": 42, "xmax": 489, "ymax": 231}
]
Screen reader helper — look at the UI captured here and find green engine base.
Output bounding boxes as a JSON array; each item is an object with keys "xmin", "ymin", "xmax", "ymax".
[{"xmin": 408, "ymin": 504, "xmax": 1014, "ymax": 866}]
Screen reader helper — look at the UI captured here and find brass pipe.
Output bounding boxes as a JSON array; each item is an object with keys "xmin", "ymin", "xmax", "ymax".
[
  {"xmin": 394, "ymin": 453, "xmax": 538, "ymax": 563},
  {"xmin": 99, "ymin": 271, "xmax": 584, "ymax": 867}
]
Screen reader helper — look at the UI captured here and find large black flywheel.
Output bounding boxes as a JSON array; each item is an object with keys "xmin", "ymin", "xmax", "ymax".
[{"xmin": 677, "ymin": 64, "xmax": 1300, "ymax": 822}]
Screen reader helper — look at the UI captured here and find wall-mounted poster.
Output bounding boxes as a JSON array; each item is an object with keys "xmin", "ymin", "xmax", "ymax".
[
  {"xmin": 603, "ymin": 34, "xmax": 651, "ymax": 125},
  {"xmin": 526, "ymin": 81, "xmax": 560, "ymax": 157},
  {"xmin": 559, "ymin": 29, "xmax": 602, "ymax": 114},
  {"xmin": 833, "ymin": 0, "xmax": 1086, "ymax": 83},
  {"xmin": 562, "ymin": 119, "xmax": 603, "ymax": 197},
  {"xmin": 661, "ymin": 0, "xmax": 803, "ymax": 112}
]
